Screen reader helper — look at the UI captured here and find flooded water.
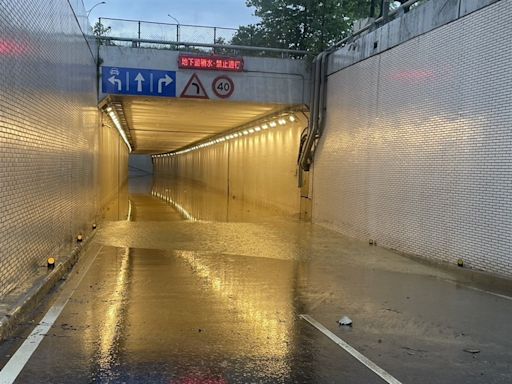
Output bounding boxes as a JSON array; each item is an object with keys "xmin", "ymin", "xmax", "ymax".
[
  {"xmin": 149, "ymin": 175, "xmax": 299, "ymax": 223},
  {"xmin": 1, "ymin": 175, "xmax": 512, "ymax": 383}
]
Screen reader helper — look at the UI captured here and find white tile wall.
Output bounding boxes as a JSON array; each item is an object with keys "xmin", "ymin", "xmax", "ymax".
[
  {"xmin": 313, "ymin": 1, "xmax": 512, "ymax": 277},
  {"xmin": 0, "ymin": 0, "xmax": 128, "ymax": 297}
]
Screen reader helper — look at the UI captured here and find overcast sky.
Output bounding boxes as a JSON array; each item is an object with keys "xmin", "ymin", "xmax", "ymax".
[{"xmin": 85, "ymin": 0, "xmax": 259, "ymax": 28}]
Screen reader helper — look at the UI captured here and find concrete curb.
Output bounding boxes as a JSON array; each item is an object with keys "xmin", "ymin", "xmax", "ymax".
[
  {"xmin": 389, "ymin": 246, "xmax": 512, "ymax": 298},
  {"xmin": 0, "ymin": 231, "xmax": 96, "ymax": 343}
]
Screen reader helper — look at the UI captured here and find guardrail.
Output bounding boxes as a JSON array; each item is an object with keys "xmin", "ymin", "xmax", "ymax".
[
  {"xmin": 95, "ymin": 17, "xmax": 308, "ymax": 58},
  {"xmin": 98, "ymin": 18, "xmax": 239, "ymax": 46}
]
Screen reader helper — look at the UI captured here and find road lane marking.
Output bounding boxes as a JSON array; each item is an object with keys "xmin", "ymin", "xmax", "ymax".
[
  {"xmin": 444, "ymin": 279, "xmax": 512, "ymax": 302},
  {"xmin": 299, "ymin": 314, "xmax": 403, "ymax": 384},
  {"xmin": 467, "ymin": 286, "xmax": 512, "ymax": 301},
  {"xmin": 0, "ymin": 245, "xmax": 104, "ymax": 384}
]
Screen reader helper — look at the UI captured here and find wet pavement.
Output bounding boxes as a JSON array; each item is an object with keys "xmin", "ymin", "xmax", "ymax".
[{"xmin": 1, "ymin": 175, "xmax": 512, "ymax": 383}]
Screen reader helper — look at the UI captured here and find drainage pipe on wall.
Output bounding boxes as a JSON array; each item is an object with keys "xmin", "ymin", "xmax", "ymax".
[
  {"xmin": 298, "ymin": 0, "xmax": 423, "ymax": 181},
  {"xmin": 298, "ymin": 51, "xmax": 327, "ymax": 174}
]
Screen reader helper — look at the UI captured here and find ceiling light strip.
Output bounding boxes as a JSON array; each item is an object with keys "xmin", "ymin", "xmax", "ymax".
[
  {"xmin": 104, "ymin": 106, "xmax": 132, "ymax": 153},
  {"xmin": 152, "ymin": 113, "xmax": 297, "ymax": 159}
]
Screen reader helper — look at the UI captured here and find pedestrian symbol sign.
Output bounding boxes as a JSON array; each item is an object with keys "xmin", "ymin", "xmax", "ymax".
[
  {"xmin": 180, "ymin": 73, "xmax": 209, "ymax": 99},
  {"xmin": 101, "ymin": 66, "xmax": 176, "ymax": 97}
]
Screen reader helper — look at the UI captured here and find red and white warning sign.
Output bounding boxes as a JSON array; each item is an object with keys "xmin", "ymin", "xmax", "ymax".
[
  {"xmin": 180, "ymin": 73, "xmax": 209, "ymax": 99},
  {"xmin": 212, "ymin": 76, "xmax": 235, "ymax": 99}
]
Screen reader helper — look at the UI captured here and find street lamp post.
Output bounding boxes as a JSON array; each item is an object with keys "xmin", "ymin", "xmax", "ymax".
[
  {"xmin": 87, "ymin": 1, "xmax": 106, "ymax": 16},
  {"xmin": 167, "ymin": 13, "xmax": 181, "ymax": 43}
]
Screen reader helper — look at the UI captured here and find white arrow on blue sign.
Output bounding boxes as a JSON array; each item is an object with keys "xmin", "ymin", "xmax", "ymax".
[{"xmin": 101, "ymin": 66, "xmax": 176, "ymax": 97}]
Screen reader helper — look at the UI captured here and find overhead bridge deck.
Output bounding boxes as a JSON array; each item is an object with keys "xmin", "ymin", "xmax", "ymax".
[{"xmin": 99, "ymin": 46, "xmax": 310, "ymax": 154}]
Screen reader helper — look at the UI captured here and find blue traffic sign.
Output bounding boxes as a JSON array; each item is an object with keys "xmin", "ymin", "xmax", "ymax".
[{"xmin": 101, "ymin": 66, "xmax": 176, "ymax": 97}]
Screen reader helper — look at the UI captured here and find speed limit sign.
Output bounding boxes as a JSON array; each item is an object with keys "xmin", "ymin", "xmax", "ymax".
[{"xmin": 212, "ymin": 76, "xmax": 235, "ymax": 99}]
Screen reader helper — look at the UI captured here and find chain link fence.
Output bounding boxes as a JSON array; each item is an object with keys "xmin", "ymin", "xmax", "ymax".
[
  {"xmin": 95, "ymin": 18, "xmax": 307, "ymax": 58},
  {"xmin": 98, "ymin": 18, "xmax": 237, "ymax": 48}
]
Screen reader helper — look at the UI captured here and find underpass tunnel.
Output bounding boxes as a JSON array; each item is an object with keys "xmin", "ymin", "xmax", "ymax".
[
  {"xmin": 105, "ymin": 94, "xmax": 310, "ymax": 222},
  {"xmin": 3, "ymin": 1, "xmax": 512, "ymax": 383},
  {"xmin": 97, "ymin": 44, "xmax": 313, "ymax": 222},
  {"xmin": 94, "ymin": 36, "xmax": 313, "ymax": 222}
]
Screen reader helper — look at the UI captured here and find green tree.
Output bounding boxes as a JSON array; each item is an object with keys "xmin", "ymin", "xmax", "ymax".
[
  {"xmin": 93, "ymin": 21, "xmax": 111, "ymax": 37},
  {"xmin": 231, "ymin": 0, "xmax": 379, "ymax": 54}
]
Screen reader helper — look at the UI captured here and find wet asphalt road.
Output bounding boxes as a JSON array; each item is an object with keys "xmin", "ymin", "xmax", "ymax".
[{"xmin": 1, "ymin": 176, "xmax": 512, "ymax": 383}]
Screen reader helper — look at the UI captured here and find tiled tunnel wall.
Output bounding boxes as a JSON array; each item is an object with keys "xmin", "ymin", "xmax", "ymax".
[
  {"xmin": 153, "ymin": 116, "xmax": 305, "ymax": 218},
  {"xmin": 313, "ymin": 1, "xmax": 512, "ymax": 277},
  {"xmin": 98, "ymin": 115, "xmax": 130, "ymax": 220},
  {"xmin": 0, "ymin": 0, "xmax": 128, "ymax": 297}
]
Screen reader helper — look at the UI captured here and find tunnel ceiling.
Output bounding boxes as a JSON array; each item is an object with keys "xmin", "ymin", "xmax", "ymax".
[{"xmin": 112, "ymin": 97, "xmax": 290, "ymax": 154}]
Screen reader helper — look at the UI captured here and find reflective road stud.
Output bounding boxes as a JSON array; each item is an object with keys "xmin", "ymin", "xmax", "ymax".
[{"xmin": 47, "ymin": 258, "xmax": 55, "ymax": 270}]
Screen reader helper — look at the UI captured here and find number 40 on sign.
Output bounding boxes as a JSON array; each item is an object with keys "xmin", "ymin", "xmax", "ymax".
[{"xmin": 212, "ymin": 76, "xmax": 235, "ymax": 99}]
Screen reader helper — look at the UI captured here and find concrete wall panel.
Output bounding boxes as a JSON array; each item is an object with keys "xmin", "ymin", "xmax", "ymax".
[
  {"xmin": 328, "ymin": 0, "xmax": 501, "ymax": 76},
  {"xmin": 99, "ymin": 46, "xmax": 309, "ymax": 105},
  {"xmin": 154, "ymin": 117, "xmax": 305, "ymax": 216}
]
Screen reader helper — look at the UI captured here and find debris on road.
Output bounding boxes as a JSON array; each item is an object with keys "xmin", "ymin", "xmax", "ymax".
[
  {"xmin": 402, "ymin": 346, "xmax": 428, "ymax": 354},
  {"xmin": 464, "ymin": 348, "xmax": 480, "ymax": 354},
  {"xmin": 337, "ymin": 316, "xmax": 352, "ymax": 326}
]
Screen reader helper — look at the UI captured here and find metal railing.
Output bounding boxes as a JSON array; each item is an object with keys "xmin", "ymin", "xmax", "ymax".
[
  {"xmin": 95, "ymin": 18, "xmax": 308, "ymax": 58},
  {"xmin": 98, "ymin": 18, "xmax": 239, "ymax": 46}
]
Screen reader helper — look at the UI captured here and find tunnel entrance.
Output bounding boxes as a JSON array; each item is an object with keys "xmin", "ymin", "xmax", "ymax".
[
  {"xmin": 98, "ymin": 41, "xmax": 312, "ymax": 219},
  {"xmin": 100, "ymin": 96, "xmax": 299, "ymax": 154}
]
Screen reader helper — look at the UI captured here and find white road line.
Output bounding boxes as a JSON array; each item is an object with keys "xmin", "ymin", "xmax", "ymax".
[
  {"xmin": 444, "ymin": 280, "xmax": 512, "ymax": 302},
  {"xmin": 0, "ymin": 245, "xmax": 104, "ymax": 384},
  {"xmin": 299, "ymin": 314, "xmax": 403, "ymax": 384},
  {"xmin": 467, "ymin": 286, "xmax": 512, "ymax": 301}
]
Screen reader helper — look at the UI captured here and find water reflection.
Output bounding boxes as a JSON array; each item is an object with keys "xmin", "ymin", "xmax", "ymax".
[
  {"xmin": 150, "ymin": 176, "xmax": 298, "ymax": 223},
  {"xmin": 125, "ymin": 175, "xmax": 308, "ymax": 381},
  {"xmin": 88, "ymin": 175, "xmax": 320, "ymax": 382},
  {"xmin": 92, "ymin": 247, "xmax": 131, "ymax": 382},
  {"xmin": 176, "ymin": 250, "xmax": 294, "ymax": 360},
  {"xmin": 152, "ymin": 191, "xmax": 199, "ymax": 221},
  {"xmin": 91, "ymin": 204, "xmax": 133, "ymax": 382},
  {"xmin": 100, "ymin": 181, "xmax": 130, "ymax": 222}
]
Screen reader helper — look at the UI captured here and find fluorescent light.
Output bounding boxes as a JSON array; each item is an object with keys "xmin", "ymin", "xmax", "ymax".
[
  {"xmin": 106, "ymin": 109, "xmax": 132, "ymax": 153},
  {"xmin": 168, "ymin": 114, "xmax": 300, "ymax": 157}
]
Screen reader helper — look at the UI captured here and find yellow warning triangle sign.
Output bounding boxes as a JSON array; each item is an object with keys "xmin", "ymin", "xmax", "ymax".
[{"xmin": 180, "ymin": 73, "xmax": 209, "ymax": 99}]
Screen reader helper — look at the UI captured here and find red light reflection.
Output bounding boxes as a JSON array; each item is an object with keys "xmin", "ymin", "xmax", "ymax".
[{"xmin": 0, "ymin": 39, "xmax": 28, "ymax": 56}]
